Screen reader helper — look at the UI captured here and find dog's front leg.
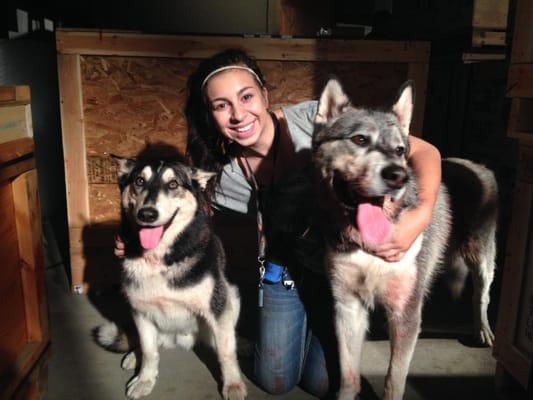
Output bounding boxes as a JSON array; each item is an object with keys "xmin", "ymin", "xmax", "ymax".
[
  {"xmin": 207, "ymin": 288, "xmax": 247, "ymax": 400},
  {"xmin": 335, "ymin": 296, "xmax": 369, "ymax": 400},
  {"xmin": 126, "ymin": 313, "xmax": 159, "ymax": 399},
  {"xmin": 383, "ymin": 305, "xmax": 421, "ymax": 400}
]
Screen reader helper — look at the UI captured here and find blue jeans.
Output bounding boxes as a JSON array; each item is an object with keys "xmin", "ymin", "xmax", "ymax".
[{"xmin": 254, "ymin": 270, "xmax": 337, "ymax": 397}]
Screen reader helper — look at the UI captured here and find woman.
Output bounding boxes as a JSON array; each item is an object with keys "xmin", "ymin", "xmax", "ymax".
[{"xmin": 184, "ymin": 49, "xmax": 441, "ymax": 397}]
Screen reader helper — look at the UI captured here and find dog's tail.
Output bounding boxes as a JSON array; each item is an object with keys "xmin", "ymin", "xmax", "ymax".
[{"xmin": 93, "ymin": 321, "xmax": 134, "ymax": 353}]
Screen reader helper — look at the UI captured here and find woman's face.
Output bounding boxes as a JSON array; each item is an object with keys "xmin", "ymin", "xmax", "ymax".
[{"xmin": 204, "ymin": 68, "xmax": 270, "ymax": 150}]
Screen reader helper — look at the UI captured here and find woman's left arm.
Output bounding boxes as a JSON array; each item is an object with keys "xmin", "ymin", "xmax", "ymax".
[{"xmin": 374, "ymin": 136, "xmax": 441, "ymax": 262}]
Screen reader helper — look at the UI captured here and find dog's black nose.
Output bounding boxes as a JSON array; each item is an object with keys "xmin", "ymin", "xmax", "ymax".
[
  {"xmin": 381, "ymin": 165, "xmax": 408, "ymax": 189},
  {"xmin": 137, "ymin": 207, "xmax": 159, "ymax": 223}
]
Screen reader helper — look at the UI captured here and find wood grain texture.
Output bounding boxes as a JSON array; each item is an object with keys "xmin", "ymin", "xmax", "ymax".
[
  {"xmin": 83, "ymin": 57, "xmax": 408, "ymax": 222},
  {"xmin": 56, "ymin": 30, "xmax": 430, "ymax": 63},
  {"xmin": 510, "ymin": 0, "xmax": 533, "ymax": 63},
  {"xmin": 472, "ymin": 0, "xmax": 509, "ymax": 29},
  {"xmin": 507, "ymin": 64, "xmax": 533, "ymax": 98},
  {"xmin": 0, "ymin": 138, "xmax": 33, "ymax": 164},
  {"xmin": 0, "ymin": 182, "xmax": 27, "ymax": 382},
  {"xmin": 0, "ymin": 105, "xmax": 33, "ymax": 145},
  {"xmin": 57, "ymin": 54, "xmax": 90, "ymax": 229},
  {"xmin": 0, "ymin": 86, "xmax": 30, "ymax": 104},
  {"xmin": 12, "ymin": 170, "xmax": 48, "ymax": 343},
  {"xmin": 493, "ymin": 182, "xmax": 533, "ymax": 389}
]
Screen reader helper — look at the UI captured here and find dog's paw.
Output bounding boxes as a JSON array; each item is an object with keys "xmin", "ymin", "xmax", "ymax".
[
  {"xmin": 478, "ymin": 324, "xmax": 495, "ymax": 347},
  {"xmin": 126, "ymin": 375, "xmax": 156, "ymax": 399},
  {"xmin": 121, "ymin": 351, "xmax": 137, "ymax": 370},
  {"xmin": 222, "ymin": 382, "xmax": 247, "ymax": 400}
]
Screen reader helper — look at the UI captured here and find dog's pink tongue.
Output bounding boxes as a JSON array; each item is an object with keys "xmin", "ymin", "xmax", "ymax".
[
  {"xmin": 139, "ymin": 226, "xmax": 164, "ymax": 250},
  {"xmin": 356, "ymin": 202, "xmax": 391, "ymax": 246}
]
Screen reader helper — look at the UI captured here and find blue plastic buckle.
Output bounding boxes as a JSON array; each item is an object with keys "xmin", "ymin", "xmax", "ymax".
[{"xmin": 263, "ymin": 261, "xmax": 284, "ymax": 284}]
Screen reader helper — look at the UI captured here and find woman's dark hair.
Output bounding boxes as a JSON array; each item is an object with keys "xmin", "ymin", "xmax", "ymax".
[{"xmin": 185, "ymin": 48, "xmax": 266, "ymax": 197}]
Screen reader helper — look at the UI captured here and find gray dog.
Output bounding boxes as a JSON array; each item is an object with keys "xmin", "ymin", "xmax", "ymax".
[{"xmin": 312, "ymin": 78, "xmax": 497, "ymax": 400}]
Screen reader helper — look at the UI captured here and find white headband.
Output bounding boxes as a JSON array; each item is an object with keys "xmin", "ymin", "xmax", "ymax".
[{"xmin": 201, "ymin": 65, "xmax": 263, "ymax": 90}]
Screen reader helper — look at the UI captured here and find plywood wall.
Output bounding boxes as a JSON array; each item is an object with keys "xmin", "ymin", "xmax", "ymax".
[{"xmin": 82, "ymin": 55, "xmax": 407, "ymax": 223}]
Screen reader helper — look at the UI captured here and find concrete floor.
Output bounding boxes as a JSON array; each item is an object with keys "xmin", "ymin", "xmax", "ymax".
[{"xmin": 43, "ymin": 264, "xmax": 503, "ymax": 400}]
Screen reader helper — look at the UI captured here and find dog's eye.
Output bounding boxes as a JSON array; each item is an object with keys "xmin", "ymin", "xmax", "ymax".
[
  {"xmin": 395, "ymin": 146, "xmax": 406, "ymax": 156},
  {"xmin": 134, "ymin": 176, "xmax": 145, "ymax": 187},
  {"xmin": 168, "ymin": 180, "xmax": 179, "ymax": 190},
  {"xmin": 352, "ymin": 135, "xmax": 369, "ymax": 146}
]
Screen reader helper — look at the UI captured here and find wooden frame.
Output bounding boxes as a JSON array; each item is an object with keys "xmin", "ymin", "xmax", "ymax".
[
  {"xmin": 509, "ymin": 0, "xmax": 533, "ymax": 64},
  {"xmin": 493, "ymin": 179, "xmax": 533, "ymax": 390},
  {"xmin": 0, "ymin": 87, "xmax": 49, "ymax": 399},
  {"xmin": 494, "ymin": 0, "xmax": 533, "ymax": 392},
  {"xmin": 471, "ymin": 0, "xmax": 509, "ymax": 48},
  {"xmin": 56, "ymin": 29, "xmax": 430, "ymax": 292}
]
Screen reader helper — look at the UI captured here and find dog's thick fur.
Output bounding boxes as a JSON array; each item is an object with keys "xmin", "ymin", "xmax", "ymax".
[
  {"xmin": 312, "ymin": 79, "xmax": 497, "ymax": 400},
  {"xmin": 102, "ymin": 156, "xmax": 247, "ymax": 400}
]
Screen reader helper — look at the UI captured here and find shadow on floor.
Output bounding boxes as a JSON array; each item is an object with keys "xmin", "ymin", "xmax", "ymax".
[{"xmin": 408, "ymin": 375, "xmax": 500, "ymax": 400}]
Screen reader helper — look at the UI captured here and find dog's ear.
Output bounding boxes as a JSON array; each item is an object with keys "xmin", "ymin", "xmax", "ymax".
[
  {"xmin": 315, "ymin": 78, "xmax": 352, "ymax": 125},
  {"xmin": 392, "ymin": 81, "xmax": 415, "ymax": 136},
  {"xmin": 110, "ymin": 154, "xmax": 136, "ymax": 179},
  {"xmin": 190, "ymin": 167, "xmax": 216, "ymax": 190}
]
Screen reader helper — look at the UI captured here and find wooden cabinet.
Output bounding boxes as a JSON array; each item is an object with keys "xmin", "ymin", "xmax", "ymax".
[
  {"xmin": 0, "ymin": 86, "xmax": 49, "ymax": 399},
  {"xmin": 493, "ymin": 0, "xmax": 533, "ymax": 394}
]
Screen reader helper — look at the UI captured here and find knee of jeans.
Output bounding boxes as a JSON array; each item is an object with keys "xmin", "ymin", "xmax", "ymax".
[
  {"xmin": 254, "ymin": 366, "xmax": 299, "ymax": 395},
  {"xmin": 299, "ymin": 376, "xmax": 329, "ymax": 398},
  {"xmin": 255, "ymin": 375, "xmax": 297, "ymax": 395}
]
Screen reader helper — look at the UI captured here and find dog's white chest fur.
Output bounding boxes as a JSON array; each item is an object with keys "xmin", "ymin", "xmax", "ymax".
[
  {"xmin": 122, "ymin": 255, "xmax": 213, "ymax": 332},
  {"xmin": 327, "ymin": 235, "xmax": 423, "ymax": 312}
]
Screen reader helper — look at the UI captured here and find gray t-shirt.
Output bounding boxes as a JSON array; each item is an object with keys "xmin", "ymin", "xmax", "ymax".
[{"xmin": 213, "ymin": 100, "xmax": 323, "ymax": 272}]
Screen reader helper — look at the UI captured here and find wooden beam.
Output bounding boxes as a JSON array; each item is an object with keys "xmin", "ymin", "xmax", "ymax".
[
  {"xmin": 57, "ymin": 54, "xmax": 90, "ymax": 228},
  {"xmin": 0, "ymin": 342, "xmax": 49, "ymax": 400},
  {"xmin": 510, "ymin": 0, "xmax": 533, "ymax": 64},
  {"xmin": 278, "ymin": 0, "xmax": 332, "ymax": 37},
  {"xmin": 0, "ymin": 138, "xmax": 34, "ymax": 164},
  {"xmin": 56, "ymin": 30, "xmax": 430, "ymax": 63},
  {"xmin": 462, "ymin": 52, "xmax": 506, "ymax": 63},
  {"xmin": 472, "ymin": 0, "xmax": 509, "ymax": 30},
  {"xmin": 0, "ymin": 104, "xmax": 33, "ymax": 145},
  {"xmin": 494, "ymin": 182, "xmax": 532, "ymax": 350},
  {"xmin": 12, "ymin": 170, "xmax": 48, "ymax": 343},
  {"xmin": 493, "ymin": 340, "xmax": 532, "ymax": 390},
  {"xmin": 472, "ymin": 30, "xmax": 506, "ymax": 47},
  {"xmin": 0, "ymin": 157, "xmax": 35, "ymax": 183},
  {"xmin": 507, "ymin": 98, "xmax": 533, "ymax": 145},
  {"xmin": 0, "ymin": 86, "xmax": 30, "ymax": 104},
  {"xmin": 507, "ymin": 64, "xmax": 533, "ymax": 98}
]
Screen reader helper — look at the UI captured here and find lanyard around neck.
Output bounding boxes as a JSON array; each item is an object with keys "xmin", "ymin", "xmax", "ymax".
[{"xmin": 236, "ymin": 112, "xmax": 280, "ymax": 306}]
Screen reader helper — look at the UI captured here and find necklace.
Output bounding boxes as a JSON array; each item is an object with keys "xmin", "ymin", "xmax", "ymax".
[
  {"xmin": 240, "ymin": 112, "xmax": 280, "ymax": 189},
  {"xmin": 236, "ymin": 111, "xmax": 281, "ymax": 308}
]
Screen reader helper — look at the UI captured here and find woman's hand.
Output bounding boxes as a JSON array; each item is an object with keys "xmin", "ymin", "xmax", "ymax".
[
  {"xmin": 114, "ymin": 234, "xmax": 126, "ymax": 258},
  {"xmin": 374, "ymin": 136, "xmax": 441, "ymax": 262},
  {"xmin": 373, "ymin": 205, "xmax": 432, "ymax": 262}
]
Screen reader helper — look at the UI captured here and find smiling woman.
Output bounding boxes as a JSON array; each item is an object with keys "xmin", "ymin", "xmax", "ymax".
[{"xmin": 204, "ymin": 68, "xmax": 273, "ymax": 152}]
